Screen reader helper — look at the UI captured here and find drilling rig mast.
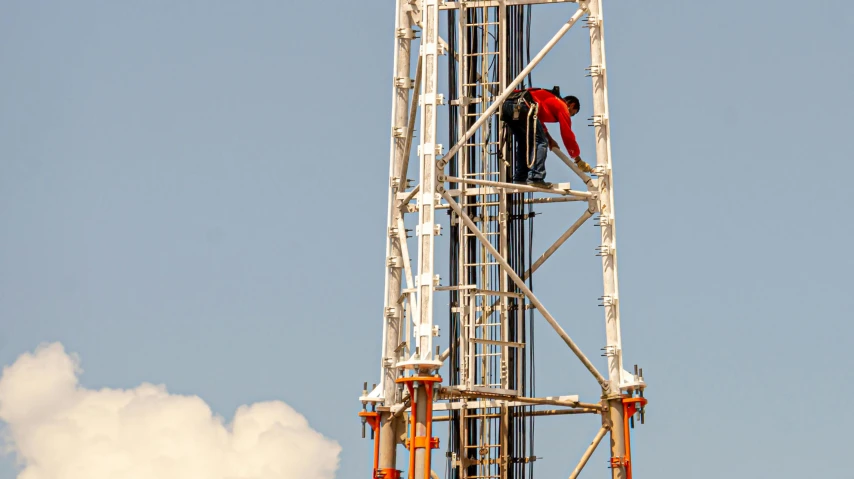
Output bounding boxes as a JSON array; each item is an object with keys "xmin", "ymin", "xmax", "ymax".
[{"xmin": 359, "ymin": 1, "xmax": 647, "ymax": 478}]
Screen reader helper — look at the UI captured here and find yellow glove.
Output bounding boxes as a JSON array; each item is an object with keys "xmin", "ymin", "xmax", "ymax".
[{"xmin": 575, "ymin": 157, "xmax": 594, "ymax": 174}]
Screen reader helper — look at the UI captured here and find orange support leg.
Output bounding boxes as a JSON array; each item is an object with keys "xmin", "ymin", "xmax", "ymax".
[
  {"xmin": 610, "ymin": 396, "xmax": 647, "ymax": 479},
  {"xmin": 358, "ymin": 411, "xmax": 382, "ymax": 479},
  {"xmin": 396, "ymin": 376, "xmax": 442, "ymax": 479}
]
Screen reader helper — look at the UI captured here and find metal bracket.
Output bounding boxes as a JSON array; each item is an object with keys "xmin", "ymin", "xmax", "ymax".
[
  {"xmin": 594, "ymin": 214, "xmax": 612, "ymax": 227},
  {"xmin": 601, "ymin": 345, "xmax": 619, "ymax": 357},
  {"xmin": 585, "ymin": 64, "xmax": 604, "ymax": 77},
  {"xmin": 420, "ymin": 92, "xmax": 445, "ymax": 106},
  {"xmin": 598, "ymin": 295, "xmax": 617, "ymax": 307},
  {"xmin": 620, "ymin": 365, "xmax": 646, "ymax": 391},
  {"xmin": 394, "ymin": 77, "xmax": 414, "ymax": 89},
  {"xmin": 584, "ymin": 14, "xmax": 601, "ymax": 29},
  {"xmin": 588, "ymin": 114, "xmax": 607, "ymax": 127},
  {"xmin": 358, "ymin": 383, "xmax": 384, "ymax": 403},
  {"xmin": 396, "ymin": 27, "xmax": 416, "ymax": 39}
]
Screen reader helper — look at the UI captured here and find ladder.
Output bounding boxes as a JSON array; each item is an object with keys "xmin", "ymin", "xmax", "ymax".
[{"xmin": 453, "ymin": 4, "xmax": 517, "ymax": 479}]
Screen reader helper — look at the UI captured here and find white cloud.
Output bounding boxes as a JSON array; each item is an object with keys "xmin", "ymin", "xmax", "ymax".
[{"xmin": 0, "ymin": 343, "xmax": 340, "ymax": 479}]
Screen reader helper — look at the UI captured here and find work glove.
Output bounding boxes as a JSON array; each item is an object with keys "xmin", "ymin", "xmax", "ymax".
[{"xmin": 575, "ymin": 156, "xmax": 595, "ymax": 174}]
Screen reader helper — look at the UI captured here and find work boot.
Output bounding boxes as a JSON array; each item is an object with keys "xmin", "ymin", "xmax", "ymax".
[{"xmin": 527, "ymin": 179, "xmax": 553, "ymax": 189}]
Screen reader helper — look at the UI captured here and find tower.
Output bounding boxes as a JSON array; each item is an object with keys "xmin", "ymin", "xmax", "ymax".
[{"xmin": 359, "ymin": 1, "xmax": 647, "ymax": 478}]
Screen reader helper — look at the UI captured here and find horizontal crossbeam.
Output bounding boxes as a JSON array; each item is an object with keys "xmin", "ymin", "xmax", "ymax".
[{"xmin": 440, "ymin": 0, "xmax": 577, "ymax": 9}]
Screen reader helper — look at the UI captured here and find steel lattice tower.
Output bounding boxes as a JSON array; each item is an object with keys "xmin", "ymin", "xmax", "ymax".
[{"xmin": 359, "ymin": 1, "xmax": 647, "ymax": 478}]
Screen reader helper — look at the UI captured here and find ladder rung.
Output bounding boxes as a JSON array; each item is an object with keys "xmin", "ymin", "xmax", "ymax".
[{"xmin": 471, "ymin": 337, "xmax": 524, "ymax": 348}]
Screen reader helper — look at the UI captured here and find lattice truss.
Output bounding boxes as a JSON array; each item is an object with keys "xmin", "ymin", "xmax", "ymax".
[{"xmin": 359, "ymin": 1, "xmax": 648, "ymax": 479}]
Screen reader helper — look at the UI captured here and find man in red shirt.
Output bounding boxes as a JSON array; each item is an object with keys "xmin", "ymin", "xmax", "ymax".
[{"xmin": 500, "ymin": 88, "xmax": 593, "ymax": 188}]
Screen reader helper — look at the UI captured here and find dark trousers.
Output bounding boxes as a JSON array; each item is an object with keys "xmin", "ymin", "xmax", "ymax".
[{"xmin": 501, "ymin": 98, "xmax": 549, "ymax": 182}]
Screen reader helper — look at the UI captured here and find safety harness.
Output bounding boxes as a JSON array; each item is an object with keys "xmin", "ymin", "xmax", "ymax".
[{"xmin": 501, "ymin": 86, "xmax": 560, "ymax": 169}]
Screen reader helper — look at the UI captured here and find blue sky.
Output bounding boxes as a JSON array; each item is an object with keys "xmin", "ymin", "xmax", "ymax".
[{"xmin": 1, "ymin": 1, "xmax": 853, "ymax": 478}]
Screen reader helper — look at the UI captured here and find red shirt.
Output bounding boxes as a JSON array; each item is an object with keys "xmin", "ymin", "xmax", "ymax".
[{"xmin": 529, "ymin": 89, "xmax": 580, "ymax": 158}]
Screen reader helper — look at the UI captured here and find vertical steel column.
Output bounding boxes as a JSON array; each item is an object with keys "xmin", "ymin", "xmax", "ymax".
[
  {"xmin": 586, "ymin": 0, "xmax": 626, "ymax": 477},
  {"xmin": 380, "ymin": 0, "xmax": 415, "ymax": 475},
  {"xmin": 413, "ymin": 386, "xmax": 430, "ymax": 479},
  {"xmin": 497, "ymin": 4, "xmax": 511, "ymax": 479},
  {"xmin": 456, "ymin": 4, "xmax": 473, "ymax": 393},
  {"xmin": 416, "ymin": 0, "xmax": 440, "ymax": 361},
  {"xmin": 413, "ymin": 0, "xmax": 441, "ymax": 478}
]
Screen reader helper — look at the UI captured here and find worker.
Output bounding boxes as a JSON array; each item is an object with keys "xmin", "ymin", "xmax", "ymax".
[{"xmin": 500, "ymin": 87, "xmax": 594, "ymax": 188}]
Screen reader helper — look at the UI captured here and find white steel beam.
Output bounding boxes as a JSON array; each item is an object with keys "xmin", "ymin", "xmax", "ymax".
[
  {"xmin": 400, "ymin": 57, "xmax": 423, "ymax": 184},
  {"xmin": 568, "ymin": 427, "xmax": 609, "ymax": 479},
  {"xmin": 585, "ymin": 0, "xmax": 630, "ymax": 477},
  {"xmin": 522, "ymin": 209, "xmax": 593, "ymax": 280},
  {"xmin": 411, "ymin": 2, "xmax": 442, "ymax": 478},
  {"xmin": 440, "ymin": 0, "xmax": 577, "ymax": 9},
  {"xmin": 377, "ymin": 0, "xmax": 415, "ymax": 476},
  {"xmin": 444, "ymin": 176, "xmax": 593, "ymax": 197},
  {"xmin": 413, "ymin": 0, "xmax": 441, "ymax": 367},
  {"xmin": 551, "ymin": 146, "xmax": 594, "ymax": 186}
]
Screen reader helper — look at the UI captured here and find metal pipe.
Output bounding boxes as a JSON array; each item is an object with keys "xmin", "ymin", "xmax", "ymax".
[
  {"xmin": 585, "ymin": 0, "xmax": 628, "ymax": 476},
  {"xmin": 400, "ymin": 56, "xmax": 423, "ymax": 185},
  {"xmin": 445, "ymin": 175, "xmax": 593, "ymax": 198},
  {"xmin": 551, "ymin": 147, "xmax": 593, "ymax": 185},
  {"xmin": 413, "ymin": 386, "xmax": 428, "ymax": 479},
  {"xmin": 431, "ymin": 408, "xmax": 598, "ymax": 422},
  {"xmin": 442, "ymin": 191, "xmax": 606, "ymax": 386},
  {"xmin": 440, "ymin": 0, "xmax": 579, "ymax": 8},
  {"xmin": 398, "ymin": 216, "xmax": 419, "ymax": 331},
  {"xmin": 527, "ymin": 196, "xmax": 587, "ymax": 205},
  {"xmin": 441, "ymin": 8, "xmax": 587, "ymax": 167},
  {"xmin": 523, "ymin": 209, "xmax": 593, "ymax": 280},
  {"xmin": 527, "ymin": 408, "xmax": 600, "ymax": 417},
  {"xmin": 378, "ymin": 0, "xmax": 413, "ymax": 474},
  {"xmin": 391, "ymin": 397, "xmax": 411, "ymax": 419},
  {"xmin": 398, "ymin": 184, "xmax": 421, "ymax": 211},
  {"xmin": 568, "ymin": 427, "xmax": 609, "ymax": 479},
  {"xmin": 438, "ymin": 387, "xmax": 602, "ymax": 410},
  {"xmin": 437, "ymin": 196, "xmax": 586, "ymax": 207}
]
